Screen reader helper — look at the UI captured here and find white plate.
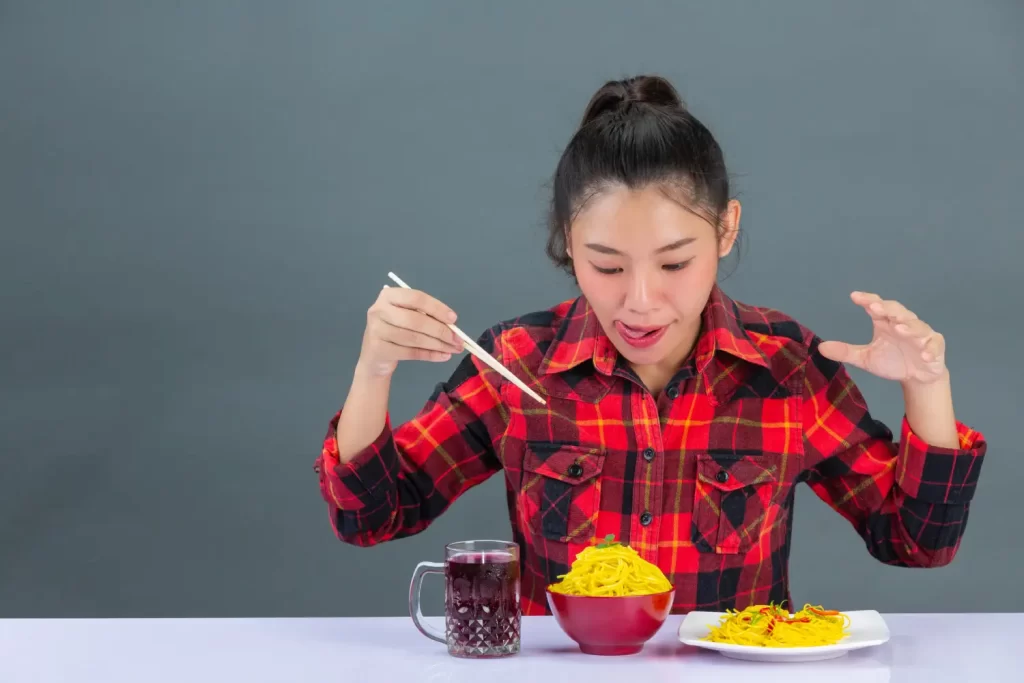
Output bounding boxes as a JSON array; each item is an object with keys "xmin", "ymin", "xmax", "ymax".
[{"xmin": 678, "ymin": 609, "xmax": 890, "ymax": 662}]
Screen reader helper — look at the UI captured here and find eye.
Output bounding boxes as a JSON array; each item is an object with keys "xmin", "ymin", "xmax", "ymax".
[
  {"xmin": 591, "ymin": 264, "xmax": 622, "ymax": 275},
  {"xmin": 663, "ymin": 259, "xmax": 693, "ymax": 272}
]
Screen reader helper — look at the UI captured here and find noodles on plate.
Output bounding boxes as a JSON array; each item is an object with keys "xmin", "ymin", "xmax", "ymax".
[{"xmin": 702, "ymin": 603, "xmax": 850, "ymax": 648}]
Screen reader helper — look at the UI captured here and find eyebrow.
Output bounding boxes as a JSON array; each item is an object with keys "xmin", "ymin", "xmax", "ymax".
[{"xmin": 583, "ymin": 237, "xmax": 696, "ymax": 255}]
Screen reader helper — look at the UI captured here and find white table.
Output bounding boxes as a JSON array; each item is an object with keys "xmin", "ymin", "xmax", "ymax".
[{"xmin": 0, "ymin": 613, "xmax": 1018, "ymax": 682}]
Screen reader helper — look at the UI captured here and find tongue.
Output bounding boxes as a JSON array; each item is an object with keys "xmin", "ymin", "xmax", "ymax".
[{"xmin": 621, "ymin": 325, "xmax": 654, "ymax": 339}]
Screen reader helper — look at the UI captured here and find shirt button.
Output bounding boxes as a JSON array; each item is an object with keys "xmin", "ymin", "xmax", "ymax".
[
  {"xmin": 666, "ymin": 384, "xmax": 679, "ymax": 399},
  {"xmin": 640, "ymin": 511, "xmax": 653, "ymax": 526},
  {"xmin": 567, "ymin": 463, "xmax": 584, "ymax": 478},
  {"xmin": 715, "ymin": 470, "xmax": 730, "ymax": 483},
  {"xmin": 642, "ymin": 447, "xmax": 655, "ymax": 462}
]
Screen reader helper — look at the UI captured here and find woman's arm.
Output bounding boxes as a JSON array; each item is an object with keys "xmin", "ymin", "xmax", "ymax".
[
  {"xmin": 334, "ymin": 364, "xmax": 393, "ymax": 463},
  {"xmin": 805, "ymin": 291, "xmax": 987, "ymax": 567},
  {"xmin": 901, "ymin": 370, "xmax": 959, "ymax": 449},
  {"xmin": 802, "ymin": 344, "xmax": 986, "ymax": 567},
  {"xmin": 315, "ymin": 327, "xmax": 508, "ymax": 546},
  {"xmin": 818, "ymin": 290, "xmax": 961, "ymax": 449}
]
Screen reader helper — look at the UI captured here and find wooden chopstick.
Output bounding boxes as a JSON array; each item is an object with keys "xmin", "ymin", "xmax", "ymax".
[{"xmin": 386, "ymin": 271, "xmax": 547, "ymax": 405}]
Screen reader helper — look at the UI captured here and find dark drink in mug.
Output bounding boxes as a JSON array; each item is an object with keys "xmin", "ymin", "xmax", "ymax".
[
  {"xmin": 410, "ymin": 540, "xmax": 521, "ymax": 657},
  {"xmin": 446, "ymin": 550, "xmax": 520, "ymax": 653}
]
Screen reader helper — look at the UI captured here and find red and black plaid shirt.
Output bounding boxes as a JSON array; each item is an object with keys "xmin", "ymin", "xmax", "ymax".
[{"xmin": 315, "ymin": 285, "xmax": 987, "ymax": 616}]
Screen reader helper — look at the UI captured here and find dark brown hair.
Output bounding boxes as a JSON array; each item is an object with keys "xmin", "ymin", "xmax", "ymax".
[{"xmin": 546, "ymin": 75, "xmax": 733, "ymax": 276}]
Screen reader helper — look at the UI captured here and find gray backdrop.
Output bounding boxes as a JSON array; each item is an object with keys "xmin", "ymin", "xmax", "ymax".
[{"xmin": 1, "ymin": 1, "xmax": 1020, "ymax": 618}]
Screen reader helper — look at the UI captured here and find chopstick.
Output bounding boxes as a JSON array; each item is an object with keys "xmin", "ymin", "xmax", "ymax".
[{"xmin": 386, "ymin": 271, "xmax": 547, "ymax": 405}]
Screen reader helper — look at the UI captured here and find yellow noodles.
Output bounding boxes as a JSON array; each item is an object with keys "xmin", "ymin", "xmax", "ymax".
[
  {"xmin": 702, "ymin": 603, "xmax": 850, "ymax": 648},
  {"xmin": 547, "ymin": 539, "xmax": 673, "ymax": 597}
]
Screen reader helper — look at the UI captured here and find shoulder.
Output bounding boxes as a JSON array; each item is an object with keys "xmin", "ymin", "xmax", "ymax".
[
  {"xmin": 730, "ymin": 297, "xmax": 841, "ymax": 383},
  {"xmin": 440, "ymin": 300, "xmax": 575, "ymax": 395},
  {"xmin": 474, "ymin": 298, "xmax": 575, "ymax": 361}
]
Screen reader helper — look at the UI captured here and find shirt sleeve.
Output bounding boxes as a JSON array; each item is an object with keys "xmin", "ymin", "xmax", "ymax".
[
  {"xmin": 801, "ymin": 338, "xmax": 987, "ymax": 568},
  {"xmin": 313, "ymin": 327, "xmax": 509, "ymax": 546}
]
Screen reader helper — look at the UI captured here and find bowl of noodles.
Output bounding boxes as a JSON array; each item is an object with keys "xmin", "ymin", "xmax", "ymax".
[{"xmin": 545, "ymin": 537, "xmax": 675, "ymax": 656}]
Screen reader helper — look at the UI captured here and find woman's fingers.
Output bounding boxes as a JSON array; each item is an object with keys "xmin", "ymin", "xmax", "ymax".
[
  {"xmin": 377, "ymin": 339, "xmax": 453, "ymax": 363},
  {"xmin": 377, "ymin": 319, "xmax": 462, "ymax": 354},
  {"xmin": 384, "ymin": 286, "xmax": 458, "ymax": 323},
  {"xmin": 361, "ymin": 285, "xmax": 463, "ymax": 370},
  {"xmin": 893, "ymin": 318, "xmax": 933, "ymax": 345},
  {"xmin": 378, "ymin": 305, "xmax": 462, "ymax": 351}
]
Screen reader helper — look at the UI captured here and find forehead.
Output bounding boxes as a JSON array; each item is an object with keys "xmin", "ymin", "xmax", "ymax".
[{"xmin": 571, "ymin": 185, "xmax": 712, "ymax": 247}]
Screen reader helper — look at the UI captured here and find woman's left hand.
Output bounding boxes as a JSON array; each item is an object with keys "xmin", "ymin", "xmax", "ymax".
[{"xmin": 818, "ymin": 291, "xmax": 948, "ymax": 385}]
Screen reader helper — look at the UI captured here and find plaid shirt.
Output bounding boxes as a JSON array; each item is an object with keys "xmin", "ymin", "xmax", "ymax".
[{"xmin": 314, "ymin": 285, "xmax": 987, "ymax": 616}]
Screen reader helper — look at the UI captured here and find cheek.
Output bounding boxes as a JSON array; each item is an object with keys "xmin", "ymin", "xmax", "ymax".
[
  {"xmin": 687, "ymin": 256, "xmax": 719, "ymax": 287},
  {"xmin": 668, "ymin": 259, "xmax": 719, "ymax": 312},
  {"xmin": 575, "ymin": 270, "xmax": 621, "ymax": 309}
]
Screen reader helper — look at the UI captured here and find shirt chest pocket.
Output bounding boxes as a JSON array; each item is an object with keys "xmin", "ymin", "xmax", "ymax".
[
  {"xmin": 518, "ymin": 443, "xmax": 606, "ymax": 544},
  {"xmin": 691, "ymin": 453, "xmax": 786, "ymax": 554}
]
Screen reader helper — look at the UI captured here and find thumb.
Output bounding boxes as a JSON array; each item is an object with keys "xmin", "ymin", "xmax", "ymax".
[{"xmin": 818, "ymin": 340, "xmax": 867, "ymax": 368}]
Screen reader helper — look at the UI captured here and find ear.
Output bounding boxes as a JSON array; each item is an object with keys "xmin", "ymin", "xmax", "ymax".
[
  {"xmin": 564, "ymin": 227, "xmax": 573, "ymax": 261},
  {"xmin": 717, "ymin": 199, "xmax": 741, "ymax": 258}
]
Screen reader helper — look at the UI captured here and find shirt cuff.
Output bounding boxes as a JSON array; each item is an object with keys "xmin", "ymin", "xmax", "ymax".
[
  {"xmin": 895, "ymin": 417, "xmax": 987, "ymax": 504},
  {"xmin": 316, "ymin": 411, "xmax": 399, "ymax": 512}
]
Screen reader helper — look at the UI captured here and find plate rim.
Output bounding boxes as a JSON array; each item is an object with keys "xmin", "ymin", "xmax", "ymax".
[{"xmin": 677, "ymin": 609, "xmax": 891, "ymax": 656}]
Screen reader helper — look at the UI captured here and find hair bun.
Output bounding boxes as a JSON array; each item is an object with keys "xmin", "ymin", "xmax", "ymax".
[{"xmin": 579, "ymin": 75, "xmax": 686, "ymax": 127}]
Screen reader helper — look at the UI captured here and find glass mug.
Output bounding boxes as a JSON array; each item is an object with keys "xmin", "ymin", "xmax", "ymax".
[{"xmin": 409, "ymin": 540, "xmax": 522, "ymax": 658}]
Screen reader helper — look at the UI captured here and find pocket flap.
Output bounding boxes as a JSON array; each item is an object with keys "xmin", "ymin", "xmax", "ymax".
[
  {"xmin": 524, "ymin": 442, "xmax": 605, "ymax": 484},
  {"xmin": 696, "ymin": 453, "xmax": 779, "ymax": 492}
]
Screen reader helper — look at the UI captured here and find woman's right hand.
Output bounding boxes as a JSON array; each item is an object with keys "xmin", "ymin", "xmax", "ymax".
[{"xmin": 356, "ymin": 285, "xmax": 465, "ymax": 378}]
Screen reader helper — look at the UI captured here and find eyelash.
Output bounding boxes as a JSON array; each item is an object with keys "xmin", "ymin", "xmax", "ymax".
[{"xmin": 592, "ymin": 261, "xmax": 691, "ymax": 275}]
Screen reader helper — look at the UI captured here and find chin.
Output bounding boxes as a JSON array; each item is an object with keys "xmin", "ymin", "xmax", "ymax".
[{"xmin": 611, "ymin": 337, "xmax": 669, "ymax": 365}]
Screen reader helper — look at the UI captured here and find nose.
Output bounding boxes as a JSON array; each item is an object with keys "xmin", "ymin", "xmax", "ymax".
[{"xmin": 624, "ymin": 270, "xmax": 658, "ymax": 314}]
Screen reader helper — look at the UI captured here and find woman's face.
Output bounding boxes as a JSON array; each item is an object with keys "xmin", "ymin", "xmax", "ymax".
[{"xmin": 567, "ymin": 184, "xmax": 740, "ymax": 379}]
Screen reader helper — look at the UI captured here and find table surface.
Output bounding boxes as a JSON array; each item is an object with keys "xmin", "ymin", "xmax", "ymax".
[{"xmin": 0, "ymin": 613, "xmax": 1018, "ymax": 682}]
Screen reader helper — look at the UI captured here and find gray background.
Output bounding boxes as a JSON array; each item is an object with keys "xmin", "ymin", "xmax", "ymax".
[{"xmin": 1, "ymin": 1, "xmax": 1020, "ymax": 618}]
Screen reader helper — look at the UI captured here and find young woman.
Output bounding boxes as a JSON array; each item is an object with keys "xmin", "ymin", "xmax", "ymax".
[{"xmin": 314, "ymin": 75, "xmax": 987, "ymax": 616}]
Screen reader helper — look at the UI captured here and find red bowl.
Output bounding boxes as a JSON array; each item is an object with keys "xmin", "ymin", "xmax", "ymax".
[{"xmin": 546, "ymin": 588, "xmax": 675, "ymax": 656}]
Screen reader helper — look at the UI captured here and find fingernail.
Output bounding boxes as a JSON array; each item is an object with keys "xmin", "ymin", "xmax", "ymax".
[
  {"xmin": 447, "ymin": 310, "xmax": 457, "ymax": 322},
  {"xmin": 895, "ymin": 323, "xmax": 908, "ymax": 333}
]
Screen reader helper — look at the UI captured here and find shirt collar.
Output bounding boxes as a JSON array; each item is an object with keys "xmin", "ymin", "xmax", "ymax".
[{"xmin": 538, "ymin": 284, "xmax": 769, "ymax": 378}]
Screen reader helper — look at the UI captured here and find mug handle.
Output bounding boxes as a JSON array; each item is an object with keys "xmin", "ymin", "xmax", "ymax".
[{"xmin": 409, "ymin": 561, "xmax": 446, "ymax": 643}]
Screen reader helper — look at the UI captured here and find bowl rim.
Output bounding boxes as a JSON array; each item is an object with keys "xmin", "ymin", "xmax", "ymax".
[{"xmin": 545, "ymin": 587, "xmax": 675, "ymax": 600}]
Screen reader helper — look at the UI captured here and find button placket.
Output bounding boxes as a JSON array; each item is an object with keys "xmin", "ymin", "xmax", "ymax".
[{"xmin": 629, "ymin": 388, "xmax": 664, "ymax": 565}]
